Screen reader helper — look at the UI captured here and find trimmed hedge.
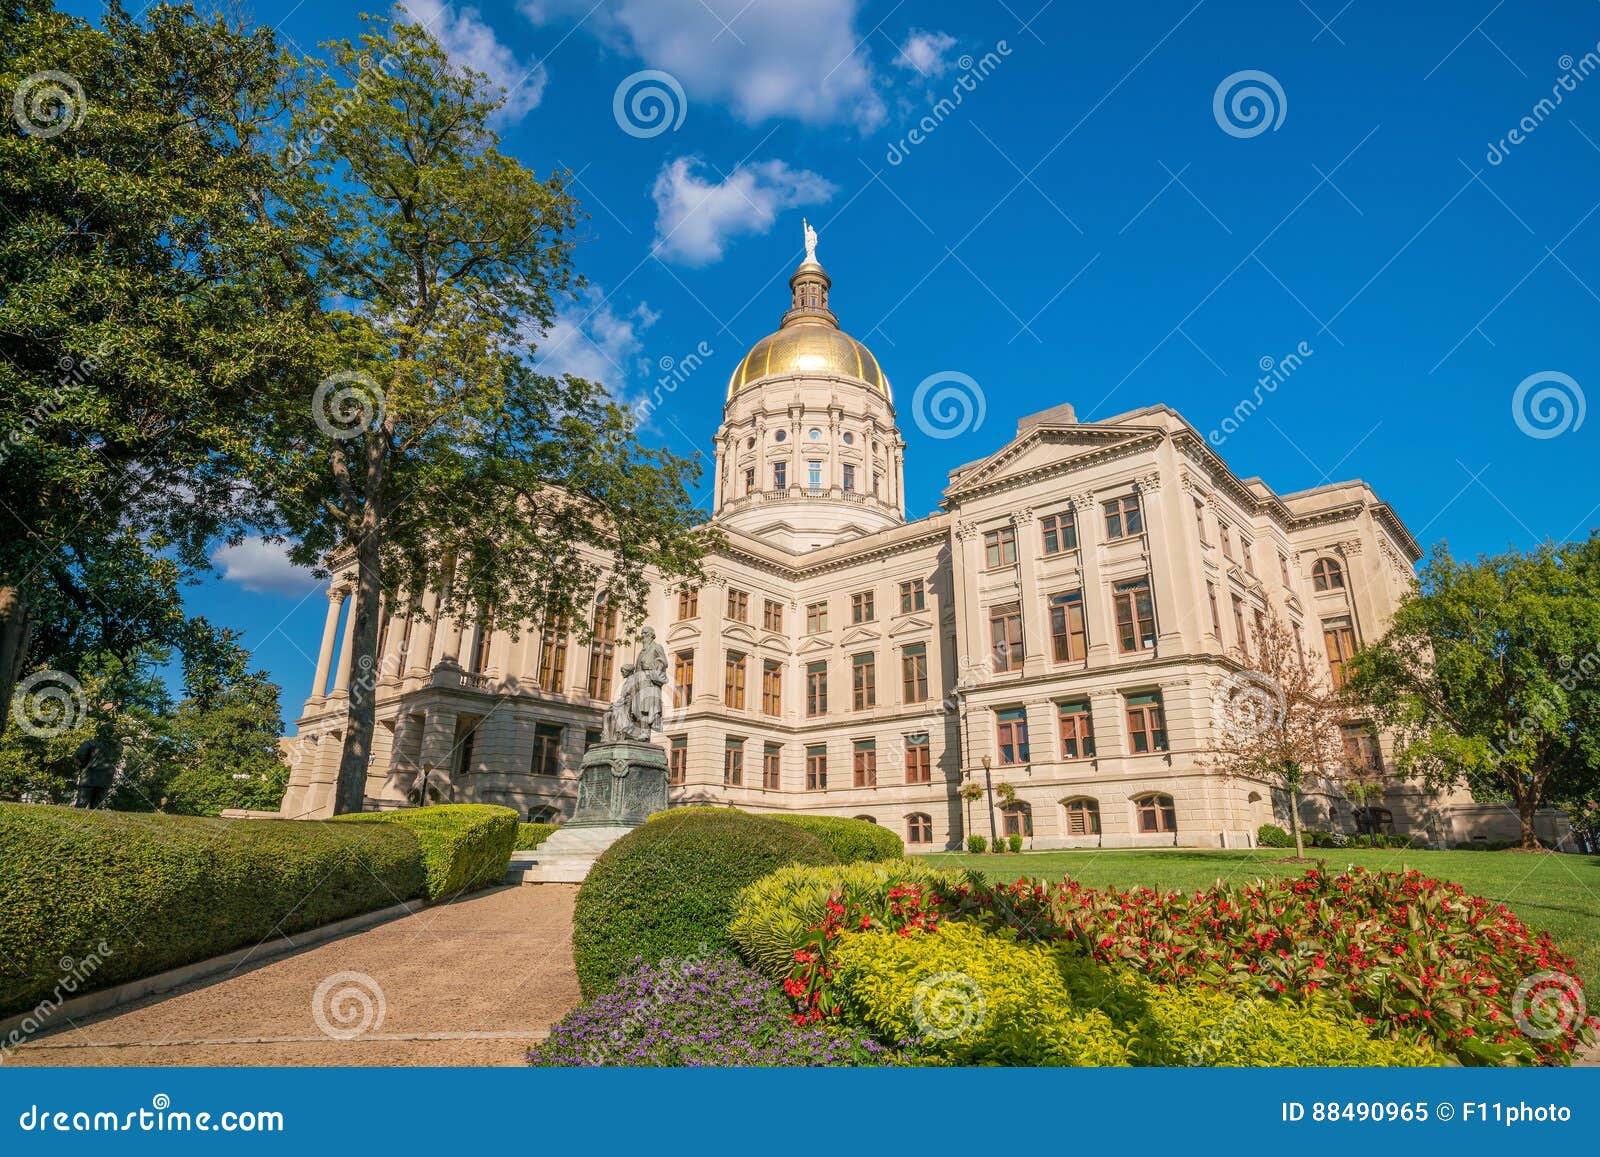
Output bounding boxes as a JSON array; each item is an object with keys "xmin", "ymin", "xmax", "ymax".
[
  {"xmin": 515, "ymin": 822, "xmax": 559, "ymax": 851},
  {"xmin": 0, "ymin": 803, "xmax": 424, "ymax": 1019},
  {"xmin": 770, "ymin": 814, "xmax": 904, "ymax": 863},
  {"xmin": 333, "ymin": 804, "xmax": 517, "ymax": 900},
  {"xmin": 572, "ymin": 809, "xmax": 837, "ymax": 997}
]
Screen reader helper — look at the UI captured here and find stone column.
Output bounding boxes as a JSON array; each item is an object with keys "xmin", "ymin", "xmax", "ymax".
[
  {"xmin": 1072, "ymin": 492, "xmax": 1114, "ymax": 664},
  {"xmin": 408, "ymin": 588, "xmax": 439, "ymax": 678},
  {"xmin": 311, "ymin": 587, "xmax": 345, "ymax": 703},
  {"xmin": 331, "ymin": 591, "xmax": 360, "ymax": 696},
  {"xmin": 1139, "ymin": 472, "xmax": 1187, "ymax": 653}
]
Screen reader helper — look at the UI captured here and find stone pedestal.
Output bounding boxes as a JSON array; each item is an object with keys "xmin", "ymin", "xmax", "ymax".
[{"xmin": 509, "ymin": 740, "xmax": 668, "ymax": 883}]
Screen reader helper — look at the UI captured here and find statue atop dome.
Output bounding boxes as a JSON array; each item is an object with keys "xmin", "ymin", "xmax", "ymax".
[{"xmin": 803, "ymin": 217, "xmax": 818, "ymax": 264}]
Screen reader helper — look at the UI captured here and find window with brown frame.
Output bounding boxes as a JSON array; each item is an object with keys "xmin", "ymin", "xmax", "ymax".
[
  {"xmin": 1279, "ymin": 552, "xmax": 1292, "ymax": 587},
  {"xmin": 537, "ymin": 623, "xmax": 568, "ymax": 692},
  {"xmin": 673, "ymin": 649, "xmax": 695, "ymax": 705},
  {"xmin": 1193, "ymin": 497, "xmax": 1208, "ymax": 541},
  {"xmin": 851, "ymin": 590, "xmax": 876, "ymax": 623},
  {"xmin": 852, "ymin": 652, "xmax": 877, "ymax": 710},
  {"xmin": 1324, "ymin": 616, "xmax": 1358, "ymax": 689},
  {"xmin": 1048, "ymin": 590, "xmax": 1088, "ymax": 662},
  {"xmin": 1041, "ymin": 510, "xmax": 1078, "ymax": 555},
  {"xmin": 1114, "ymin": 578, "xmax": 1156, "ymax": 653},
  {"xmin": 772, "ymin": 461, "xmax": 787, "ymax": 490},
  {"xmin": 805, "ymin": 661, "xmax": 828, "ymax": 716},
  {"xmin": 842, "ymin": 463, "xmax": 857, "ymax": 492},
  {"xmin": 761, "ymin": 659, "xmax": 782, "ymax": 716},
  {"xmin": 1313, "ymin": 558, "xmax": 1346, "ymax": 591},
  {"xmin": 805, "ymin": 601, "xmax": 828, "ymax": 634},
  {"xmin": 1135, "ymin": 792, "xmax": 1178, "ymax": 834},
  {"xmin": 1064, "ymin": 797, "xmax": 1101, "ymax": 836},
  {"xmin": 668, "ymin": 736, "xmax": 686, "ymax": 785},
  {"xmin": 1125, "ymin": 692, "xmax": 1169, "ymax": 754},
  {"xmin": 900, "ymin": 643, "xmax": 929, "ymax": 703},
  {"xmin": 1104, "ymin": 495, "xmax": 1143, "ymax": 540},
  {"xmin": 904, "ymin": 733, "xmax": 931, "ymax": 784},
  {"xmin": 805, "ymin": 744, "xmax": 828, "ymax": 790},
  {"xmin": 677, "ymin": 588, "xmax": 698, "ymax": 620},
  {"xmin": 906, "ymin": 812, "xmax": 933, "ymax": 845},
  {"xmin": 587, "ymin": 601, "xmax": 618, "ymax": 700},
  {"xmin": 898, "ymin": 578, "xmax": 926, "ymax": 613},
  {"xmin": 531, "ymin": 723, "xmax": 562, "ymax": 776},
  {"xmin": 984, "ymin": 526, "xmax": 1018, "ymax": 568},
  {"xmin": 1241, "ymin": 537, "xmax": 1256, "ymax": 575},
  {"xmin": 762, "ymin": 742, "xmax": 782, "ymax": 790},
  {"xmin": 1207, "ymin": 581, "xmax": 1223, "ymax": 638},
  {"xmin": 853, "ymin": 739, "xmax": 877, "ymax": 787},
  {"xmin": 1218, "ymin": 521, "xmax": 1234, "ymax": 559},
  {"xmin": 996, "ymin": 706, "xmax": 1030, "ymax": 766},
  {"xmin": 1232, "ymin": 595, "xmax": 1248, "ymax": 647},
  {"xmin": 723, "ymin": 651, "xmax": 747, "ymax": 709},
  {"xmin": 723, "ymin": 738, "xmax": 744, "ymax": 787},
  {"xmin": 762, "ymin": 599, "xmax": 783, "ymax": 632},
  {"xmin": 1057, "ymin": 700, "xmax": 1096, "ymax": 760},
  {"xmin": 727, "ymin": 588, "xmax": 749, "ymax": 622},
  {"xmin": 990, "ymin": 602, "xmax": 1024, "ymax": 672},
  {"xmin": 743, "ymin": 466, "xmax": 755, "ymax": 493},
  {"xmin": 1341, "ymin": 724, "xmax": 1384, "ymax": 773},
  {"xmin": 1002, "ymin": 802, "xmax": 1033, "ymax": 838}
]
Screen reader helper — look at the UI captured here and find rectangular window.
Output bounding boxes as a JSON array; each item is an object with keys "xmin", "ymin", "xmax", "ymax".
[
  {"xmin": 673, "ymin": 649, "xmax": 695, "ymax": 705},
  {"xmin": 852, "ymin": 652, "xmax": 877, "ymax": 710},
  {"xmin": 1241, "ymin": 537, "xmax": 1256, "ymax": 575},
  {"xmin": 1207, "ymin": 582, "xmax": 1222, "ymax": 638},
  {"xmin": 723, "ymin": 738, "xmax": 744, "ymax": 787},
  {"xmin": 537, "ymin": 624, "xmax": 568, "ymax": 692},
  {"xmin": 531, "ymin": 723, "xmax": 562, "ymax": 776},
  {"xmin": 1324, "ymin": 616, "xmax": 1358, "ymax": 690},
  {"xmin": 1279, "ymin": 552, "xmax": 1292, "ymax": 587},
  {"xmin": 901, "ymin": 643, "xmax": 929, "ymax": 703},
  {"xmin": 1066, "ymin": 799, "xmax": 1101, "ymax": 836},
  {"xmin": 1219, "ymin": 521, "xmax": 1234, "ymax": 559},
  {"xmin": 761, "ymin": 659, "xmax": 782, "ymax": 716},
  {"xmin": 898, "ymin": 578, "xmax": 926, "ymax": 613},
  {"xmin": 1104, "ymin": 495, "xmax": 1143, "ymax": 540},
  {"xmin": 984, "ymin": 526, "xmax": 1018, "ymax": 568},
  {"xmin": 677, "ymin": 588, "xmax": 698, "ymax": 620},
  {"xmin": 726, "ymin": 588, "xmax": 749, "ymax": 622},
  {"xmin": 668, "ymin": 736, "xmax": 686, "ymax": 785},
  {"xmin": 762, "ymin": 742, "xmax": 783, "ymax": 790},
  {"xmin": 842, "ymin": 463, "xmax": 856, "ymax": 492},
  {"xmin": 772, "ymin": 461, "xmax": 787, "ymax": 490},
  {"xmin": 1193, "ymin": 497, "xmax": 1207, "ymax": 542},
  {"xmin": 1057, "ymin": 700, "xmax": 1096, "ymax": 760},
  {"xmin": 996, "ymin": 706, "xmax": 1030, "ymax": 766},
  {"xmin": 1040, "ymin": 510, "xmax": 1078, "ymax": 555},
  {"xmin": 723, "ymin": 651, "xmax": 747, "ymax": 709},
  {"xmin": 990, "ymin": 602, "xmax": 1024, "ymax": 672},
  {"xmin": 807, "ymin": 460, "xmax": 822, "ymax": 490},
  {"xmin": 805, "ymin": 744, "xmax": 828, "ymax": 791},
  {"xmin": 851, "ymin": 590, "xmax": 876, "ymax": 623},
  {"xmin": 904, "ymin": 733, "xmax": 931, "ymax": 784},
  {"xmin": 1232, "ymin": 595, "xmax": 1248, "ymax": 647},
  {"xmin": 744, "ymin": 466, "xmax": 755, "ymax": 493},
  {"xmin": 1048, "ymin": 590, "xmax": 1088, "ymax": 662},
  {"xmin": 1126, "ymin": 692, "xmax": 1169, "ymax": 754},
  {"xmin": 587, "ymin": 602, "xmax": 618, "ymax": 700},
  {"xmin": 805, "ymin": 661, "xmax": 828, "ymax": 716},
  {"xmin": 1137, "ymin": 794, "xmax": 1178, "ymax": 834},
  {"xmin": 805, "ymin": 601, "xmax": 828, "ymax": 634},
  {"xmin": 1341, "ymin": 724, "xmax": 1384, "ymax": 772},
  {"xmin": 1114, "ymin": 578, "xmax": 1156, "ymax": 654},
  {"xmin": 853, "ymin": 739, "xmax": 877, "ymax": 787},
  {"xmin": 762, "ymin": 599, "xmax": 783, "ymax": 632}
]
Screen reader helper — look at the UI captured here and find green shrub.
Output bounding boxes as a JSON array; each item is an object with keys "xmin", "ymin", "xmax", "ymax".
[
  {"xmin": 1453, "ymin": 839, "xmax": 1517, "ymax": 852},
  {"xmin": 515, "ymin": 822, "xmax": 558, "ymax": 850},
  {"xmin": 1256, "ymin": 823, "xmax": 1293, "ymax": 848},
  {"xmin": 832, "ymin": 922, "xmax": 1132, "ymax": 1066},
  {"xmin": 966, "ymin": 834, "xmax": 987, "ymax": 854},
  {"xmin": 1007, "ymin": 834, "xmax": 1024, "ymax": 853},
  {"xmin": 729, "ymin": 860, "xmax": 975, "ymax": 979},
  {"xmin": 0, "ymin": 803, "xmax": 423, "ymax": 1018},
  {"xmin": 770, "ymin": 814, "xmax": 904, "ymax": 863},
  {"xmin": 334, "ymin": 804, "xmax": 517, "ymax": 900},
  {"xmin": 572, "ymin": 810, "xmax": 836, "ymax": 997}
]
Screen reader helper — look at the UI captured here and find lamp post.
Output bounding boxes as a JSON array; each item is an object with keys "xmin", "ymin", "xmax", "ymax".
[{"xmin": 982, "ymin": 754, "xmax": 999, "ymax": 847}]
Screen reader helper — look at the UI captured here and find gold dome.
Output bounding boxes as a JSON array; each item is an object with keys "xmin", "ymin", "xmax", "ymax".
[{"xmin": 726, "ymin": 325, "xmax": 890, "ymax": 398}]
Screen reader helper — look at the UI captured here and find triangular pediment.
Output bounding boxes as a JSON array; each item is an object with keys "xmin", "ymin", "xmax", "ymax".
[
  {"xmin": 887, "ymin": 615, "xmax": 933, "ymax": 637},
  {"xmin": 946, "ymin": 424, "xmax": 1159, "ymax": 500},
  {"xmin": 797, "ymin": 634, "xmax": 834, "ymax": 655},
  {"xmin": 840, "ymin": 625, "xmax": 882, "ymax": 647}
]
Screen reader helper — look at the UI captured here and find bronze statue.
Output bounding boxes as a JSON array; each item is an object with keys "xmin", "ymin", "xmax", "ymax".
[
  {"xmin": 71, "ymin": 737, "xmax": 115, "ymax": 808},
  {"xmin": 600, "ymin": 627, "xmax": 669, "ymax": 743}
]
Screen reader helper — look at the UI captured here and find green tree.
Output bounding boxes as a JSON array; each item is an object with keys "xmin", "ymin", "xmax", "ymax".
[
  {"xmin": 1348, "ymin": 539, "xmax": 1600, "ymax": 849},
  {"xmin": 252, "ymin": 13, "xmax": 706, "ymax": 813}
]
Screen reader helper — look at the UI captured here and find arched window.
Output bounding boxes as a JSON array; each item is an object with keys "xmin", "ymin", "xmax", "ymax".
[
  {"xmin": 906, "ymin": 812, "xmax": 933, "ymax": 845},
  {"xmin": 1312, "ymin": 558, "xmax": 1346, "ymax": 591},
  {"xmin": 1062, "ymin": 797, "xmax": 1101, "ymax": 837},
  {"xmin": 1134, "ymin": 793, "xmax": 1178, "ymax": 834},
  {"xmin": 853, "ymin": 814, "xmax": 878, "ymax": 825},
  {"xmin": 1001, "ymin": 801, "xmax": 1033, "ymax": 837}
]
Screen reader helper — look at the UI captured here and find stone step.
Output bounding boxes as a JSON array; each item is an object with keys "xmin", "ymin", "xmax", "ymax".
[{"xmin": 504, "ymin": 824, "xmax": 637, "ymax": 885}]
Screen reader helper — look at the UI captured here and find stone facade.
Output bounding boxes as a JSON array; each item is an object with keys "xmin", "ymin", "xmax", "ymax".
[{"xmin": 278, "ymin": 241, "xmax": 1563, "ymax": 851}]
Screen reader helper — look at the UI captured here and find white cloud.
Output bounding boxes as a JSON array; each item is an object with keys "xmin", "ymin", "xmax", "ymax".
[
  {"xmin": 522, "ymin": 0, "xmax": 884, "ymax": 130},
  {"xmin": 651, "ymin": 157, "xmax": 836, "ymax": 267},
  {"xmin": 895, "ymin": 29, "xmax": 958, "ymax": 77},
  {"xmin": 399, "ymin": 0, "xmax": 546, "ymax": 121},
  {"xmin": 214, "ymin": 537, "xmax": 323, "ymax": 597},
  {"xmin": 532, "ymin": 289, "xmax": 659, "ymax": 392}
]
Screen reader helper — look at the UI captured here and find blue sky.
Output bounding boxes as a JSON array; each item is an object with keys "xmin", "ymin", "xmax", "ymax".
[{"xmin": 69, "ymin": 0, "xmax": 1599, "ymax": 719}]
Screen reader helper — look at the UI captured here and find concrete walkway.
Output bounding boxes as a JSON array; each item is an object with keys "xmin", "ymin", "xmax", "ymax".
[{"xmin": 10, "ymin": 885, "xmax": 581, "ymax": 1067}]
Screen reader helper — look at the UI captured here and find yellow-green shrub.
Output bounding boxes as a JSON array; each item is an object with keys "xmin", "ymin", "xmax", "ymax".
[
  {"xmin": 769, "ymin": 815, "xmax": 904, "ymax": 863},
  {"xmin": 831, "ymin": 922, "xmax": 1133, "ymax": 1066},
  {"xmin": 514, "ymin": 822, "xmax": 558, "ymax": 850},
  {"xmin": 333, "ymin": 804, "xmax": 517, "ymax": 900}
]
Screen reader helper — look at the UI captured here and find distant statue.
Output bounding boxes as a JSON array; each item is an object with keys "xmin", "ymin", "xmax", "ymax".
[
  {"xmin": 601, "ymin": 626, "xmax": 670, "ymax": 743},
  {"xmin": 803, "ymin": 217, "xmax": 818, "ymax": 264},
  {"xmin": 71, "ymin": 737, "xmax": 115, "ymax": 808}
]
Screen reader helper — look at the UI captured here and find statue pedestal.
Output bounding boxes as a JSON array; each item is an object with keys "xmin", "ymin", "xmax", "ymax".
[{"xmin": 569, "ymin": 740, "xmax": 670, "ymax": 827}]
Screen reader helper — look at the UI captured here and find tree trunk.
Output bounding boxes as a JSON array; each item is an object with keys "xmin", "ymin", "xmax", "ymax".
[
  {"xmin": 333, "ymin": 531, "xmax": 383, "ymax": 814},
  {"xmin": 0, "ymin": 584, "xmax": 33, "ymax": 740},
  {"xmin": 1519, "ymin": 795, "xmax": 1541, "ymax": 850},
  {"xmin": 1289, "ymin": 789, "xmax": 1305, "ymax": 859}
]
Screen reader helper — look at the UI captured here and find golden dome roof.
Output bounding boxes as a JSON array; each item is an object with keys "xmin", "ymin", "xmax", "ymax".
[{"xmin": 726, "ymin": 229, "xmax": 891, "ymax": 401}]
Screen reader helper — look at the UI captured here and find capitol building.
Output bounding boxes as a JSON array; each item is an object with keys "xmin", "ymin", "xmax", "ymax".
[{"xmin": 278, "ymin": 234, "xmax": 1537, "ymax": 850}]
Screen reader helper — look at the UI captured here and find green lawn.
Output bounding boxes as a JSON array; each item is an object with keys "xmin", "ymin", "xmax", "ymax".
[{"xmin": 925, "ymin": 847, "xmax": 1600, "ymax": 990}]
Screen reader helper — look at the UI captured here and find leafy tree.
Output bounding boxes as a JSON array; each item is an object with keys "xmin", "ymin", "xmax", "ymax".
[
  {"xmin": 1348, "ymin": 539, "xmax": 1600, "ymax": 849},
  {"xmin": 251, "ymin": 14, "xmax": 706, "ymax": 813},
  {"xmin": 1208, "ymin": 609, "xmax": 1348, "ymax": 859}
]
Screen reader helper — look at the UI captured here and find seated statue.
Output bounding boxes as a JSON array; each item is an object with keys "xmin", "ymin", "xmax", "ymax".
[{"xmin": 601, "ymin": 627, "xmax": 669, "ymax": 743}]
